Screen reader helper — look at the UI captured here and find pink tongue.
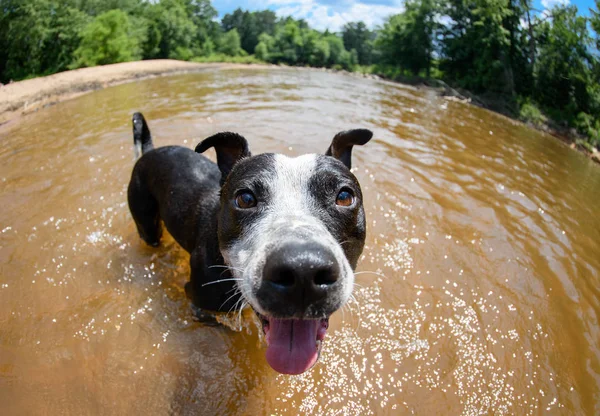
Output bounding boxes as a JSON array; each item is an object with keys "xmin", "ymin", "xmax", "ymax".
[{"xmin": 265, "ymin": 319, "xmax": 319, "ymax": 375}]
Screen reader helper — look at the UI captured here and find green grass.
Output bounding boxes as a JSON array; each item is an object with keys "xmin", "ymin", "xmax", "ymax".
[{"xmin": 191, "ymin": 54, "xmax": 266, "ymax": 64}]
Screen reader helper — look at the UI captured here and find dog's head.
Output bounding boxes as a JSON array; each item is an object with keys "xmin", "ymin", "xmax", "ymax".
[{"xmin": 196, "ymin": 130, "xmax": 372, "ymax": 374}]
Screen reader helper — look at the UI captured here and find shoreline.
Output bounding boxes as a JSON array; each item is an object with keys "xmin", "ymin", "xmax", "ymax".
[
  {"xmin": 0, "ymin": 60, "xmax": 271, "ymax": 126},
  {"xmin": 1, "ymin": 59, "xmax": 598, "ymax": 164}
]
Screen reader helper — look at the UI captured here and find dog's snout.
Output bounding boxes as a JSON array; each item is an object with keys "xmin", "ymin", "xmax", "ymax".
[
  {"xmin": 264, "ymin": 245, "xmax": 339, "ymax": 288},
  {"xmin": 260, "ymin": 241, "xmax": 341, "ymax": 315}
]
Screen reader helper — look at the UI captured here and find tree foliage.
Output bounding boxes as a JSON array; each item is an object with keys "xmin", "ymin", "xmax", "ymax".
[
  {"xmin": 534, "ymin": 6, "xmax": 594, "ymax": 117},
  {"xmin": 73, "ymin": 9, "xmax": 140, "ymax": 67},
  {"xmin": 222, "ymin": 8, "xmax": 277, "ymax": 54},
  {"xmin": 0, "ymin": 0, "xmax": 90, "ymax": 79},
  {"xmin": 342, "ymin": 22, "xmax": 374, "ymax": 65},
  {"xmin": 441, "ymin": 0, "xmax": 514, "ymax": 94},
  {"xmin": 376, "ymin": 0, "xmax": 439, "ymax": 76},
  {"xmin": 248, "ymin": 19, "xmax": 354, "ymax": 70},
  {"xmin": 218, "ymin": 29, "xmax": 245, "ymax": 56}
]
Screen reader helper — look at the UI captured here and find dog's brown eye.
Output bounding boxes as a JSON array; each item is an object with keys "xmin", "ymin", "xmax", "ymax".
[
  {"xmin": 336, "ymin": 189, "xmax": 354, "ymax": 207},
  {"xmin": 235, "ymin": 191, "xmax": 257, "ymax": 209}
]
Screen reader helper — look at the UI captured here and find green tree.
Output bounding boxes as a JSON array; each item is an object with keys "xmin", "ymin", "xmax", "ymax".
[
  {"xmin": 39, "ymin": 4, "xmax": 90, "ymax": 74},
  {"xmin": 254, "ymin": 11, "xmax": 278, "ymax": 38},
  {"xmin": 182, "ymin": 0, "xmax": 219, "ymax": 51},
  {"xmin": 254, "ymin": 32, "xmax": 275, "ymax": 61},
  {"xmin": 441, "ymin": 0, "xmax": 514, "ymax": 93},
  {"xmin": 76, "ymin": 0, "xmax": 144, "ymax": 16},
  {"xmin": 72, "ymin": 9, "xmax": 140, "ymax": 67},
  {"xmin": 222, "ymin": 8, "xmax": 277, "ymax": 54},
  {"xmin": 255, "ymin": 41, "xmax": 269, "ymax": 61},
  {"xmin": 324, "ymin": 34, "xmax": 353, "ymax": 69},
  {"xmin": 376, "ymin": 0, "xmax": 439, "ymax": 77},
  {"xmin": 0, "ymin": 0, "xmax": 90, "ymax": 82},
  {"xmin": 300, "ymin": 29, "xmax": 319, "ymax": 65},
  {"xmin": 276, "ymin": 19, "xmax": 304, "ymax": 64},
  {"xmin": 342, "ymin": 22, "xmax": 374, "ymax": 65},
  {"xmin": 534, "ymin": 6, "xmax": 595, "ymax": 120},
  {"xmin": 218, "ymin": 28, "xmax": 245, "ymax": 56},
  {"xmin": 144, "ymin": 0, "xmax": 197, "ymax": 59},
  {"xmin": 590, "ymin": 0, "xmax": 600, "ymax": 82},
  {"xmin": 310, "ymin": 38, "xmax": 330, "ymax": 67}
]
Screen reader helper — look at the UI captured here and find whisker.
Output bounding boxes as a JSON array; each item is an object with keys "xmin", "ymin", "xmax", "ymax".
[
  {"xmin": 201, "ymin": 278, "xmax": 243, "ymax": 287},
  {"xmin": 346, "ymin": 294, "xmax": 361, "ymax": 332},
  {"xmin": 228, "ymin": 281, "xmax": 249, "ymax": 315},
  {"xmin": 345, "ymin": 298, "xmax": 355, "ymax": 319},
  {"xmin": 354, "ymin": 270, "xmax": 388, "ymax": 279},
  {"xmin": 228, "ymin": 294, "xmax": 243, "ymax": 315},
  {"xmin": 224, "ymin": 284, "xmax": 241, "ymax": 295},
  {"xmin": 208, "ymin": 265, "xmax": 241, "ymax": 271},
  {"xmin": 220, "ymin": 289, "xmax": 242, "ymax": 311},
  {"xmin": 348, "ymin": 293, "xmax": 359, "ymax": 309},
  {"xmin": 229, "ymin": 295, "xmax": 243, "ymax": 316},
  {"xmin": 236, "ymin": 300, "xmax": 248, "ymax": 328},
  {"xmin": 208, "ymin": 264, "xmax": 246, "ymax": 274}
]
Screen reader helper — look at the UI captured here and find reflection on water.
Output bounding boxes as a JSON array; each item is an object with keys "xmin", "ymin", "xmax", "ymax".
[{"xmin": 1, "ymin": 67, "xmax": 599, "ymax": 415}]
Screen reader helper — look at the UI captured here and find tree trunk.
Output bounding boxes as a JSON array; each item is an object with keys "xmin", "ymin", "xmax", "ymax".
[{"xmin": 525, "ymin": 2, "xmax": 536, "ymax": 68}]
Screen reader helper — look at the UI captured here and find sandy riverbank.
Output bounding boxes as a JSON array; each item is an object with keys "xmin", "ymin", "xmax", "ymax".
[{"xmin": 0, "ymin": 60, "xmax": 267, "ymax": 125}]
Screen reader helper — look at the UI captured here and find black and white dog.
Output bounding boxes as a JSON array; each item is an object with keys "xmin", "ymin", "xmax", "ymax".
[{"xmin": 127, "ymin": 113, "xmax": 372, "ymax": 374}]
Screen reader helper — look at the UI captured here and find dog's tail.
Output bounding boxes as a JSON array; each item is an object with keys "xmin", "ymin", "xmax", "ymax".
[{"xmin": 132, "ymin": 112, "xmax": 154, "ymax": 159}]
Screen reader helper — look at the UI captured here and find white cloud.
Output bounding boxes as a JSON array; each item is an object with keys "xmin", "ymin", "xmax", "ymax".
[
  {"xmin": 264, "ymin": 0, "xmax": 405, "ymax": 31},
  {"xmin": 435, "ymin": 14, "xmax": 453, "ymax": 27},
  {"xmin": 540, "ymin": 0, "xmax": 570, "ymax": 10},
  {"xmin": 519, "ymin": 17, "xmax": 529, "ymax": 29}
]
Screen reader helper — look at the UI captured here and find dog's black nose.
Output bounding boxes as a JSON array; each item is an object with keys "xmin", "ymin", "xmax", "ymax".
[{"xmin": 260, "ymin": 242, "xmax": 340, "ymax": 314}]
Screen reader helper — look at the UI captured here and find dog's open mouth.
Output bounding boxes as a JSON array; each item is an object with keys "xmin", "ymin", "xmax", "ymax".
[{"xmin": 257, "ymin": 313, "xmax": 329, "ymax": 375}]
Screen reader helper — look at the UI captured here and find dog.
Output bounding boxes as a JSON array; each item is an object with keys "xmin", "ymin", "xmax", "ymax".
[{"xmin": 127, "ymin": 112, "xmax": 372, "ymax": 375}]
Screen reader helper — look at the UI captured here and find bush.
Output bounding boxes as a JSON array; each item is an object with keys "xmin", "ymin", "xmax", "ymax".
[
  {"xmin": 172, "ymin": 46, "xmax": 194, "ymax": 61},
  {"xmin": 191, "ymin": 54, "xmax": 264, "ymax": 64},
  {"xmin": 254, "ymin": 41, "xmax": 269, "ymax": 61},
  {"xmin": 198, "ymin": 39, "xmax": 216, "ymax": 57},
  {"xmin": 519, "ymin": 100, "xmax": 546, "ymax": 127},
  {"xmin": 575, "ymin": 112, "xmax": 600, "ymax": 149},
  {"xmin": 219, "ymin": 29, "xmax": 245, "ymax": 56},
  {"xmin": 308, "ymin": 39, "xmax": 330, "ymax": 67},
  {"xmin": 72, "ymin": 10, "xmax": 140, "ymax": 68},
  {"xmin": 370, "ymin": 64, "xmax": 404, "ymax": 80}
]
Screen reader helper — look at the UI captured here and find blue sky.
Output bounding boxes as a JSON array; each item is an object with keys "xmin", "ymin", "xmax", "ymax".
[{"xmin": 212, "ymin": 0, "xmax": 598, "ymax": 32}]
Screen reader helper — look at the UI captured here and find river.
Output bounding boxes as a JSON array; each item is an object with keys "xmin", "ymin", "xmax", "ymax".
[{"xmin": 1, "ymin": 67, "xmax": 599, "ymax": 415}]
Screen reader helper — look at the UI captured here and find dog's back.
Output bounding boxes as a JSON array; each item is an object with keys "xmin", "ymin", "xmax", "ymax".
[{"xmin": 128, "ymin": 115, "xmax": 221, "ymax": 252}]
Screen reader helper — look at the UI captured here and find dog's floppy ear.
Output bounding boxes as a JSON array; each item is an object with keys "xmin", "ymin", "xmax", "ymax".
[
  {"xmin": 325, "ymin": 129, "xmax": 373, "ymax": 169},
  {"xmin": 195, "ymin": 132, "xmax": 251, "ymax": 181}
]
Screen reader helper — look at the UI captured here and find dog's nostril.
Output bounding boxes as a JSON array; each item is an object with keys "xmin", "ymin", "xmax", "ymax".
[
  {"xmin": 269, "ymin": 267, "xmax": 296, "ymax": 287},
  {"xmin": 314, "ymin": 268, "xmax": 338, "ymax": 286}
]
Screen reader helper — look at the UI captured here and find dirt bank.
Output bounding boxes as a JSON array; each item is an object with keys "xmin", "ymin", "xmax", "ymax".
[{"xmin": 0, "ymin": 60, "xmax": 268, "ymax": 125}]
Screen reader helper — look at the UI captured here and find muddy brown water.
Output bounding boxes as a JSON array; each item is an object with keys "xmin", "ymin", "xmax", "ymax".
[{"xmin": 1, "ymin": 68, "xmax": 599, "ymax": 415}]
